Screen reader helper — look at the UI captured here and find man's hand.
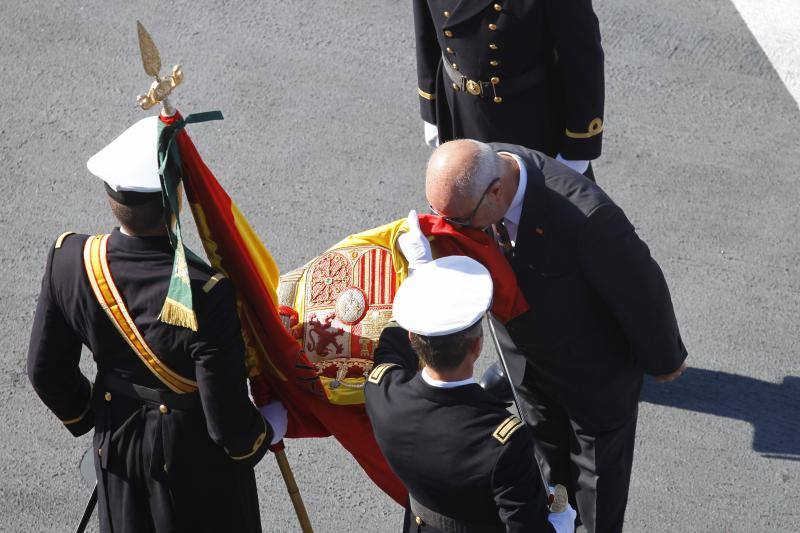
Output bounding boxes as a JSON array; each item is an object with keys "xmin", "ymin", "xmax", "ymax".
[
  {"xmin": 398, "ymin": 210, "xmax": 432, "ymax": 269},
  {"xmin": 654, "ymin": 361, "xmax": 687, "ymax": 383},
  {"xmin": 424, "ymin": 121, "xmax": 439, "ymax": 148},
  {"xmin": 258, "ymin": 401, "xmax": 288, "ymax": 445}
]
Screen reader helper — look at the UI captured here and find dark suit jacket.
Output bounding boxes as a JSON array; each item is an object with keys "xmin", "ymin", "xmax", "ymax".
[
  {"xmin": 490, "ymin": 143, "xmax": 687, "ymax": 431},
  {"xmin": 365, "ymin": 326, "xmax": 555, "ymax": 532},
  {"xmin": 414, "ymin": 0, "xmax": 604, "ymax": 159}
]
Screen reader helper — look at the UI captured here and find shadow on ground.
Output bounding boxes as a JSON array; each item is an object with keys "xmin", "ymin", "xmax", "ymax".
[{"xmin": 641, "ymin": 367, "xmax": 800, "ymax": 460}]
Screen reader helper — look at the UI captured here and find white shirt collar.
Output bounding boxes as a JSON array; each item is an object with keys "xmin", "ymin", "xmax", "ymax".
[
  {"xmin": 499, "ymin": 152, "xmax": 527, "ymax": 226},
  {"xmin": 421, "ymin": 367, "xmax": 476, "ymax": 389}
]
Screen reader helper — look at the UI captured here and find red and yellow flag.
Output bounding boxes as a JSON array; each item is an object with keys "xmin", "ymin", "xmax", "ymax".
[{"xmin": 161, "ymin": 113, "xmax": 407, "ymax": 505}]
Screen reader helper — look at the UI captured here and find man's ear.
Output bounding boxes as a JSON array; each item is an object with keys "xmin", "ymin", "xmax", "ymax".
[
  {"xmin": 472, "ymin": 334, "xmax": 484, "ymax": 360},
  {"xmin": 489, "ymin": 180, "xmax": 503, "ymax": 200}
]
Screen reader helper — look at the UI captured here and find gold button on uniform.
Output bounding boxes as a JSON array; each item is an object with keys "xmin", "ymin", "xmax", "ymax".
[
  {"xmin": 488, "ymin": 23, "xmax": 497, "ymax": 30},
  {"xmin": 490, "ymin": 60, "xmax": 500, "ymax": 67},
  {"xmin": 415, "ymin": 516, "xmax": 423, "ymax": 525},
  {"xmin": 491, "ymin": 76, "xmax": 500, "ymax": 85},
  {"xmin": 104, "ymin": 392, "xmax": 112, "ymax": 402},
  {"xmin": 446, "ymin": 47, "xmax": 454, "ymax": 54},
  {"xmin": 443, "ymin": 10, "xmax": 451, "ymax": 17},
  {"xmin": 494, "ymin": 3, "xmax": 502, "ymax": 12},
  {"xmin": 494, "ymin": 96, "xmax": 503, "ymax": 103},
  {"xmin": 489, "ymin": 43, "xmax": 499, "ymax": 50},
  {"xmin": 444, "ymin": 30, "xmax": 454, "ymax": 38},
  {"xmin": 452, "ymin": 83, "xmax": 461, "ymax": 91},
  {"xmin": 159, "ymin": 404, "xmax": 169, "ymax": 414},
  {"xmin": 451, "ymin": 63, "xmax": 458, "ymax": 70}
]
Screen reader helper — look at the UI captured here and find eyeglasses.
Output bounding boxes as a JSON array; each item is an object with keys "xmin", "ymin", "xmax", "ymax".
[{"xmin": 429, "ymin": 178, "xmax": 500, "ymax": 228}]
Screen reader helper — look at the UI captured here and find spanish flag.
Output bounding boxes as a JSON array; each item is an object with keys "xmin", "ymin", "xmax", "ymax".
[{"xmin": 160, "ymin": 113, "xmax": 407, "ymax": 505}]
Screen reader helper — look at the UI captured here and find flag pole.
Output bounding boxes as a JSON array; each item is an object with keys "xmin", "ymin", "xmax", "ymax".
[{"xmin": 271, "ymin": 443, "xmax": 314, "ymax": 532}]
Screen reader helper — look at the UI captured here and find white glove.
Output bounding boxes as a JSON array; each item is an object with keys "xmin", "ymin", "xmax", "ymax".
[
  {"xmin": 397, "ymin": 210, "xmax": 432, "ymax": 269},
  {"xmin": 258, "ymin": 401, "xmax": 288, "ymax": 445},
  {"xmin": 555, "ymin": 154, "xmax": 590, "ymax": 175},
  {"xmin": 547, "ymin": 503, "xmax": 577, "ymax": 533},
  {"xmin": 424, "ymin": 121, "xmax": 440, "ymax": 148}
]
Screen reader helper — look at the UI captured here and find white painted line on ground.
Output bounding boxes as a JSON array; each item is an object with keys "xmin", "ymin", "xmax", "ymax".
[{"xmin": 730, "ymin": 0, "xmax": 800, "ymax": 109}]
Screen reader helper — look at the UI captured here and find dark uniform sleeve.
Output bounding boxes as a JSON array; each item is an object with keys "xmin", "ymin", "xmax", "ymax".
[
  {"xmin": 545, "ymin": 0, "xmax": 605, "ymax": 161},
  {"xmin": 27, "ymin": 240, "xmax": 94, "ymax": 437},
  {"xmin": 413, "ymin": 0, "xmax": 441, "ymax": 124},
  {"xmin": 373, "ymin": 324, "xmax": 419, "ymax": 372},
  {"xmin": 491, "ymin": 426, "xmax": 555, "ymax": 532},
  {"xmin": 579, "ymin": 205, "xmax": 687, "ymax": 375},
  {"xmin": 190, "ymin": 277, "xmax": 271, "ymax": 468}
]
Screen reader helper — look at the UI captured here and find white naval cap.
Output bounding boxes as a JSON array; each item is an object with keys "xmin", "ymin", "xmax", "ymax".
[
  {"xmin": 87, "ymin": 116, "xmax": 161, "ymax": 193},
  {"xmin": 393, "ymin": 255, "xmax": 493, "ymax": 336}
]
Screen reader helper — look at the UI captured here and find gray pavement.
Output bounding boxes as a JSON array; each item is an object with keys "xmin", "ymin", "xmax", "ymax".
[{"xmin": 1, "ymin": 1, "xmax": 798, "ymax": 531}]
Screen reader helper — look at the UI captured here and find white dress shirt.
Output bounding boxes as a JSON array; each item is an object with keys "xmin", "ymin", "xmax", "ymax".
[
  {"xmin": 421, "ymin": 367, "xmax": 476, "ymax": 388},
  {"xmin": 497, "ymin": 152, "xmax": 528, "ymax": 247}
]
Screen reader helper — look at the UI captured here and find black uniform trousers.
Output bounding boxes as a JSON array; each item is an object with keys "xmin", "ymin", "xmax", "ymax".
[{"xmin": 513, "ymin": 358, "xmax": 637, "ymax": 533}]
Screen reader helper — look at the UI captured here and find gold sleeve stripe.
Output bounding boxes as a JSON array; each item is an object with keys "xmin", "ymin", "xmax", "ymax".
[
  {"xmin": 202, "ymin": 273, "xmax": 226, "ymax": 293},
  {"xmin": 230, "ymin": 417, "xmax": 268, "ymax": 460},
  {"xmin": 55, "ymin": 232, "xmax": 75, "ymax": 249},
  {"xmin": 61, "ymin": 395, "xmax": 92, "ymax": 426},
  {"xmin": 492, "ymin": 415, "xmax": 524, "ymax": 444},
  {"xmin": 565, "ymin": 118, "xmax": 604, "ymax": 139},
  {"xmin": 418, "ymin": 88, "xmax": 436, "ymax": 100},
  {"xmin": 367, "ymin": 363, "xmax": 400, "ymax": 384}
]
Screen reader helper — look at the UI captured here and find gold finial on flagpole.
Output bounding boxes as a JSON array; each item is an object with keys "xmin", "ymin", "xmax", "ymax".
[{"xmin": 135, "ymin": 21, "xmax": 183, "ymax": 116}]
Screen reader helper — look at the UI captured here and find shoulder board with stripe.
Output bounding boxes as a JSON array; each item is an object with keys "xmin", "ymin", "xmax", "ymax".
[
  {"xmin": 55, "ymin": 232, "xmax": 75, "ymax": 249},
  {"xmin": 367, "ymin": 363, "xmax": 400, "ymax": 384},
  {"xmin": 492, "ymin": 415, "xmax": 524, "ymax": 445},
  {"xmin": 202, "ymin": 273, "xmax": 226, "ymax": 293}
]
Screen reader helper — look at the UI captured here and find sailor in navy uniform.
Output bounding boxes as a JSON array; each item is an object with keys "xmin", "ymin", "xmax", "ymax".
[
  {"xmin": 413, "ymin": 0, "xmax": 605, "ymax": 178},
  {"xmin": 27, "ymin": 116, "xmax": 287, "ymax": 533},
  {"xmin": 365, "ymin": 254, "xmax": 576, "ymax": 532}
]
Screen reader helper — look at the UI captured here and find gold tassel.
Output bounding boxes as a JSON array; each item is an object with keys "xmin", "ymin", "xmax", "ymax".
[{"xmin": 159, "ymin": 298, "xmax": 199, "ymax": 331}]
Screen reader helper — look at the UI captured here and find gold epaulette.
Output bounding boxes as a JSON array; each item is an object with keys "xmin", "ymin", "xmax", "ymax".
[
  {"xmin": 55, "ymin": 232, "xmax": 75, "ymax": 249},
  {"xmin": 202, "ymin": 273, "xmax": 226, "ymax": 293},
  {"xmin": 367, "ymin": 363, "xmax": 400, "ymax": 384},
  {"xmin": 492, "ymin": 415, "xmax": 524, "ymax": 444}
]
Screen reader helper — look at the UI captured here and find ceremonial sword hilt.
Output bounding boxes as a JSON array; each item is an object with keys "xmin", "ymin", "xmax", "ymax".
[{"xmin": 549, "ymin": 484, "xmax": 569, "ymax": 513}]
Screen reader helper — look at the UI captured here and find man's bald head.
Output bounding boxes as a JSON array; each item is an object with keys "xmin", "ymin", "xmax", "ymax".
[{"xmin": 426, "ymin": 140, "xmax": 500, "ymax": 215}]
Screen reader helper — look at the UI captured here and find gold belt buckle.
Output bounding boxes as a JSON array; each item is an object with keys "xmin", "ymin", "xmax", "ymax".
[{"xmin": 465, "ymin": 79, "xmax": 482, "ymax": 96}]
